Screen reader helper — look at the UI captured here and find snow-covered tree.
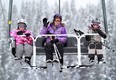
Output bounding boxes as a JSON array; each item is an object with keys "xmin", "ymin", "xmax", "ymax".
[
  {"xmin": 0, "ymin": 0, "xmax": 116, "ymax": 80},
  {"xmin": 106, "ymin": 0, "xmax": 115, "ymax": 39},
  {"xmin": 12, "ymin": 4, "xmax": 18, "ymax": 30},
  {"xmin": 62, "ymin": 1, "xmax": 71, "ymax": 33}
]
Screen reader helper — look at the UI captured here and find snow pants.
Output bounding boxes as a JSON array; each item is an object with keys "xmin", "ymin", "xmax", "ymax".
[
  {"xmin": 45, "ymin": 42, "xmax": 64, "ymax": 65},
  {"xmin": 16, "ymin": 44, "xmax": 33, "ymax": 58},
  {"xmin": 88, "ymin": 42, "xmax": 104, "ymax": 62}
]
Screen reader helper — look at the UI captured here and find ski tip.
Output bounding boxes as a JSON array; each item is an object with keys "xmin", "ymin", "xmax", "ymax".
[
  {"xmin": 98, "ymin": 61, "xmax": 106, "ymax": 64},
  {"xmin": 59, "ymin": 69, "xmax": 63, "ymax": 73}
]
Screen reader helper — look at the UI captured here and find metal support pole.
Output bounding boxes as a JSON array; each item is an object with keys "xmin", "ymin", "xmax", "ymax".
[
  {"xmin": 32, "ymin": 40, "xmax": 37, "ymax": 69},
  {"xmin": 8, "ymin": 0, "xmax": 13, "ymax": 38},
  {"xmin": 101, "ymin": 0, "xmax": 108, "ymax": 34},
  {"xmin": 59, "ymin": 0, "xmax": 60, "ymax": 14}
]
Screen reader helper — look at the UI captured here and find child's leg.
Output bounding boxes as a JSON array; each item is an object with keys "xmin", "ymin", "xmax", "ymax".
[
  {"xmin": 24, "ymin": 44, "xmax": 33, "ymax": 65},
  {"xmin": 96, "ymin": 42, "xmax": 104, "ymax": 63},
  {"xmin": 16, "ymin": 44, "xmax": 24, "ymax": 59},
  {"xmin": 88, "ymin": 43, "xmax": 95, "ymax": 61},
  {"xmin": 24, "ymin": 44, "xmax": 33, "ymax": 58}
]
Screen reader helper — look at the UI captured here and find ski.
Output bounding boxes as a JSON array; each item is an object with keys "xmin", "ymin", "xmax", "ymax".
[
  {"xmin": 46, "ymin": 61, "xmax": 54, "ymax": 80},
  {"xmin": 15, "ymin": 59, "xmax": 32, "ymax": 69},
  {"xmin": 21, "ymin": 61, "xmax": 32, "ymax": 69},
  {"xmin": 53, "ymin": 60, "xmax": 63, "ymax": 80}
]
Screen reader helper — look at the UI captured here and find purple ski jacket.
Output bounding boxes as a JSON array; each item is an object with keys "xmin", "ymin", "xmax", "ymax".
[{"xmin": 40, "ymin": 24, "xmax": 67, "ymax": 44}]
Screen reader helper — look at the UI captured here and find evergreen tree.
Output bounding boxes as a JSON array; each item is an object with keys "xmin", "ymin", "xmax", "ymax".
[
  {"xmin": 107, "ymin": 0, "xmax": 115, "ymax": 38},
  {"xmin": 12, "ymin": 4, "xmax": 18, "ymax": 30},
  {"xmin": 62, "ymin": 1, "xmax": 71, "ymax": 33}
]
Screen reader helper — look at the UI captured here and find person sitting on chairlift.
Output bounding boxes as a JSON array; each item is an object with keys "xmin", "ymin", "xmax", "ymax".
[
  {"xmin": 40, "ymin": 14, "xmax": 67, "ymax": 67},
  {"xmin": 10, "ymin": 19, "xmax": 33, "ymax": 66},
  {"xmin": 85, "ymin": 18, "xmax": 107, "ymax": 64}
]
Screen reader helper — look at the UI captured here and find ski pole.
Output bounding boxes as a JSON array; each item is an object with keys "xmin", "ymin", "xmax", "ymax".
[
  {"xmin": 92, "ymin": 39, "xmax": 115, "ymax": 52},
  {"xmin": 54, "ymin": 44, "xmax": 62, "ymax": 59},
  {"xmin": 53, "ymin": 44, "xmax": 62, "ymax": 60},
  {"xmin": 101, "ymin": 43, "xmax": 115, "ymax": 52}
]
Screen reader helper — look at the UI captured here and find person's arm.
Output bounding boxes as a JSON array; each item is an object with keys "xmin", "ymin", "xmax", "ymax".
[
  {"xmin": 40, "ymin": 18, "xmax": 49, "ymax": 34},
  {"xmin": 95, "ymin": 29, "xmax": 107, "ymax": 38},
  {"xmin": 24, "ymin": 30, "xmax": 33, "ymax": 37},
  {"xmin": 40, "ymin": 26, "xmax": 48, "ymax": 34},
  {"xmin": 57, "ymin": 27, "xmax": 67, "ymax": 43},
  {"xmin": 85, "ymin": 28, "xmax": 92, "ymax": 41},
  {"xmin": 10, "ymin": 30, "xmax": 19, "ymax": 38}
]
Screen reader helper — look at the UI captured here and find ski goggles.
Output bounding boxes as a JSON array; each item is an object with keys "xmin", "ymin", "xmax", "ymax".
[{"xmin": 18, "ymin": 23, "xmax": 26, "ymax": 28}]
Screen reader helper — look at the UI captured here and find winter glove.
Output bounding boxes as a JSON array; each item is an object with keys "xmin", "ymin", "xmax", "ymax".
[
  {"xmin": 25, "ymin": 33, "xmax": 31, "ymax": 37},
  {"xmin": 17, "ymin": 31, "xmax": 23, "ymax": 35},
  {"xmin": 95, "ymin": 29, "xmax": 107, "ymax": 38},
  {"xmin": 51, "ymin": 36, "xmax": 55, "ymax": 39},
  {"xmin": 50, "ymin": 39, "xmax": 59, "ymax": 44},
  {"xmin": 85, "ymin": 35, "xmax": 91, "ymax": 41},
  {"xmin": 43, "ymin": 18, "xmax": 49, "ymax": 27}
]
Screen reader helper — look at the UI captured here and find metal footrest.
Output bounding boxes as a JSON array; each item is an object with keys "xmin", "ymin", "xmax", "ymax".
[
  {"xmin": 67, "ymin": 64, "xmax": 93, "ymax": 68},
  {"xmin": 36, "ymin": 66, "xmax": 47, "ymax": 69}
]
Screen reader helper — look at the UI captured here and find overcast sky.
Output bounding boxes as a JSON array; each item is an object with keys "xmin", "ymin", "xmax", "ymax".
[{"xmin": 2, "ymin": 0, "xmax": 100, "ymax": 12}]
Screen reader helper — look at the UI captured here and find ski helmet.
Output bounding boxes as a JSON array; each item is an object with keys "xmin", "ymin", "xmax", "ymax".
[
  {"xmin": 17, "ymin": 19, "xmax": 27, "ymax": 28},
  {"xmin": 91, "ymin": 18, "xmax": 100, "ymax": 29},
  {"xmin": 18, "ymin": 19, "xmax": 27, "ymax": 24},
  {"xmin": 92, "ymin": 18, "xmax": 100, "ymax": 24},
  {"xmin": 53, "ymin": 14, "xmax": 62, "ymax": 21}
]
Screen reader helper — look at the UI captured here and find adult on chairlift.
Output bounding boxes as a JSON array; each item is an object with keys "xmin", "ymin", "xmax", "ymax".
[
  {"xmin": 40, "ymin": 14, "xmax": 67, "ymax": 67},
  {"xmin": 85, "ymin": 18, "xmax": 107, "ymax": 64},
  {"xmin": 10, "ymin": 19, "xmax": 33, "ymax": 66}
]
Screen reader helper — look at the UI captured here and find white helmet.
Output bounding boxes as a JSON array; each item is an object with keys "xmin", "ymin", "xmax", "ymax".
[
  {"xmin": 17, "ymin": 19, "xmax": 27, "ymax": 28},
  {"xmin": 92, "ymin": 18, "xmax": 100, "ymax": 24},
  {"xmin": 17, "ymin": 19, "xmax": 27, "ymax": 25}
]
